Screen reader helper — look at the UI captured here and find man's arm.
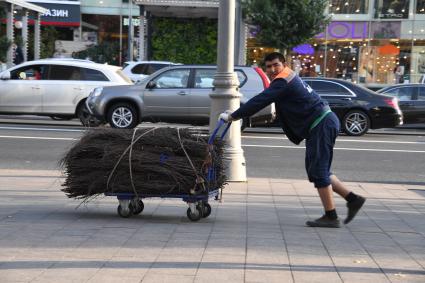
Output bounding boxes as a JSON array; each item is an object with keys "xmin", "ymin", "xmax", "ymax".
[{"xmin": 231, "ymin": 79, "xmax": 286, "ymax": 120}]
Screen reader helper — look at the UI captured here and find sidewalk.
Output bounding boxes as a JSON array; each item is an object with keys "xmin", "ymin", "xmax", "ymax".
[{"xmin": 0, "ymin": 169, "xmax": 424, "ymax": 283}]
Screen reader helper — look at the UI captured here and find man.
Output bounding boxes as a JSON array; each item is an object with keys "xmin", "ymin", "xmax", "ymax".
[{"xmin": 219, "ymin": 52, "xmax": 365, "ymax": 228}]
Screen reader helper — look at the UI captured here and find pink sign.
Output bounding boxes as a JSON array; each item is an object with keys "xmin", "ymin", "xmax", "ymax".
[{"xmin": 316, "ymin": 22, "xmax": 368, "ymax": 39}]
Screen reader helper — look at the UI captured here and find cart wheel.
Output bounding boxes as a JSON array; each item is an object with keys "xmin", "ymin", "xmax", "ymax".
[
  {"xmin": 133, "ymin": 200, "xmax": 144, "ymax": 215},
  {"xmin": 201, "ymin": 202, "xmax": 211, "ymax": 218},
  {"xmin": 187, "ymin": 206, "xmax": 203, "ymax": 222},
  {"xmin": 117, "ymin": 204, "xmax": 133, "ymax": 218}
]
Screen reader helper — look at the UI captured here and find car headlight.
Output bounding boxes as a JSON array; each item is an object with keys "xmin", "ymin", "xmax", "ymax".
[{"xmin": 91, "ymin": 87, "xmax": 103, "ymax": 97}]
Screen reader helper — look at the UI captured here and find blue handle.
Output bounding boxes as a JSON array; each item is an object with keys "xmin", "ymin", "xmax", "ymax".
[{"xmin": 208, "ymin": 119, "xmax": 232, "ymax": 144}]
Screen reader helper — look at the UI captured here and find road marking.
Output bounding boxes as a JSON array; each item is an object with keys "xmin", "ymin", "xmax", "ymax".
[
  {"xmin": 0, "ymin": 126, "xmax": 84, "ymax": 132},
  {"xmin": 242, "ymin": 144, "xmax": 425, "ymax": 153},
  {"xmin": 242, "ymin": 135, "xmax": 425, "ymax": 145},
  {"xmin": 1, "ymin": 135, "xmax": 424, "ymax": 153},
  {"xmin": 0, "ymin": 135, "xmax": 77, "ymax": 141}
]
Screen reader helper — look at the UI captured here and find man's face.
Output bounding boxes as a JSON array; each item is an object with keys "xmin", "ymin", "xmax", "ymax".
[{"xmin": 265, "ymin": 58, "xmax": 284, "ymax": 80}]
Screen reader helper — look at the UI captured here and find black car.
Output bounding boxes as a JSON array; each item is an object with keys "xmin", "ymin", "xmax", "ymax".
[
  {"xmin": 377, "ymin": 84, "xmax": 425, "ymax": 124},
  {"xmin": 303, "ymin": 78, "xmax": 403, "ymax": 136}
]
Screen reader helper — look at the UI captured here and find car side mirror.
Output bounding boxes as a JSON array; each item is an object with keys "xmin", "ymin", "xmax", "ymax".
[
  {"xmin": 0, "ymin": 70, "xmax": 11, "ymax": 80},
  {"xmin": 146, "ymin": 81, "xmax": 157, "ymax": 89}
]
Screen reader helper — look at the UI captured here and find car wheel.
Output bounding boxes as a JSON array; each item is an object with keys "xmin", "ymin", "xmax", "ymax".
[
  {"xmin": 77, "ymin": 103, "xmax": 102, "ymax": 127},
  {"xmin": 342, "ymin": 110, "xmax": 370, "ymax": 136},
  {"xmin": 107, "ymin": 102, "xmax": 139, "ymax": 129}
]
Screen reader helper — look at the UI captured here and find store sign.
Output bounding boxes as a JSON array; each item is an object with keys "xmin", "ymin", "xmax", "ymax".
[
  {"xmin": 29, "ymin": 1, "xmax": 80, "ymax": 26},
  {"xmin": 375, "ymin": 0, "xmax": 409, "ymax": 19},
  {"xmin": 316, "ymin": 22, "xmax": 368, "ymax": 40}
]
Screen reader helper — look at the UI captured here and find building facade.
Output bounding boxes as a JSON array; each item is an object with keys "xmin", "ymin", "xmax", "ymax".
[{"xmin": 248, "ymin": 0, "xmax": 425, "ymax": 87}]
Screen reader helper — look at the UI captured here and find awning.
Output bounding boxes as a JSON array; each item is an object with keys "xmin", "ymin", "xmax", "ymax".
[{"xmin": 4, "ymin": 0, "xmax": 47, "ymax": 13}]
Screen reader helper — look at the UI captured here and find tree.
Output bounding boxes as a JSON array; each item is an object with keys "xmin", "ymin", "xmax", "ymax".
[{"xmin": 242, "ymin": 0, "xmax": 330, "ymax": 51}]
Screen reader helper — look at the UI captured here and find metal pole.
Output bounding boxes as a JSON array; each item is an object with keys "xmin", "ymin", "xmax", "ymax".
[
  {"xmin": 209, "ymin": 0, "xmax": 246, "ymax": 182},
  {"xmin": 128, "ymin": 0, "xmax": 134, "ymax": 62},
  {"xmin": 138, "ymin": 5, "xmax": 145, "ymax": 61},
  {"xmin": 22, "ymin": 10, "xmax": 28, "ymax": 62},
  {"xmin": 119, "ymin": 1, "xmax": 123, "ymax": 66},
  {"xmin": 6, "ymin": 3, "xmax": 14, "ymax": 67},
  {"xmin": 34, "ymin": 13, "xmax": 41, "ymax": 60}
]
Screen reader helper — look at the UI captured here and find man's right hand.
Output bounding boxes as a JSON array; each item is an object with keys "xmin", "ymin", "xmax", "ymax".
[{"xmin": 218, "ymin": 110, "xmax": 234, "ymax": 123}]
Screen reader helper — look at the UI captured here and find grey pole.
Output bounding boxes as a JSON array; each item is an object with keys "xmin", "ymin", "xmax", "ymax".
[
  {"xmin": 138, "ymin": 5, "xmax": 145, "ymax": 61},
  {"xmin": 128, "ymin": 0, "xmax": 134, "ymax": 62},
  {"xmin": 34, "ymin": 13, "xmax": 41, "ymax": 60},
  {"xmin": 209, "ymin": 0, "xmax": 247, "ymax": 182},
  {"xmin": 6, "ymin": 3, "xmax": 14, "ymax": 67},
  {"xmin": 22, "ymin": 10, "xmax": 28, "ymax": 62}
]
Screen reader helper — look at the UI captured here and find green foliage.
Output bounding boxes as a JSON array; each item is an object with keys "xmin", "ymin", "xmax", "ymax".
[
  {"xmin": 151, "ymin": 18, "xmax": 217, "ymax": 64},
  {"xmin": 242, "ymin": 0, "xmax": 330, "ymax": 50},
  {"xmin": 40, "ymin": 26, "xmax": 59, "ymax": 58},
  {"xmin": 73, "ymin": 41, "xmax": 120, "ymax": 65},
  {"xmin": 0, "ymin": 36, "xmax": 11, "ymax": 62}
]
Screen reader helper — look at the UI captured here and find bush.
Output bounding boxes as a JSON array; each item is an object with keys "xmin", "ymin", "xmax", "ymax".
[
  {"xmin": 0, "ymin": 36, "xmax": 11, "ymax": 63},
  {"xmin": 151, "ymin": 18, "xmax": 217, "ymax": 64}
]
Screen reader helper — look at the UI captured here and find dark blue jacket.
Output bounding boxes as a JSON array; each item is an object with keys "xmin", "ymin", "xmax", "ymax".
[{"xmin": 232, "ymin": 67, "xmax": 330, "ymax": 145}]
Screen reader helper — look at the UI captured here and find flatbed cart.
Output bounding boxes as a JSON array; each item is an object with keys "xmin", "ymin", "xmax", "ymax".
[{"xmin": 105, "ymin": 120, "xmax": 231, "ymax": 222}]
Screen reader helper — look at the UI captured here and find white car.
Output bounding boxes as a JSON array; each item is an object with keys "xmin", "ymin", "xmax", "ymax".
[
  {"xmin": 0, "ymin": 59, "xmax": 132, "ymax": 126},
  {"xmin": 122, "ymin": 61, "xmax": 180, "ymax": 82}
]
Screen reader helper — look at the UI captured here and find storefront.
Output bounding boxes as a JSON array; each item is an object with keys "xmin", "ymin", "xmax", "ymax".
[
  {"xmin": 28, "ymin": 0, "xmax": 81, "ymax": 41},
  {"xmin": 247, "ymin": 0, "xmax": 425, "ymax": 87}
]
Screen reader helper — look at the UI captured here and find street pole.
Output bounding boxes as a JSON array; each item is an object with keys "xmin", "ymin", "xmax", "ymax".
[
  {"xmin": 128, "ymin": 0, "xmax": 134, "ymax": 62},
  {"xmin": 209, "ymin": 0, "xmax": 247, "ymax": 182}
]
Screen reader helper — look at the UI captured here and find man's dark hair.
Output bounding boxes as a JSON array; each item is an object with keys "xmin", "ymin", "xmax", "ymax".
[{"xmin": 264, "ymin": 52, "xmax": 285, "ymax": 63}]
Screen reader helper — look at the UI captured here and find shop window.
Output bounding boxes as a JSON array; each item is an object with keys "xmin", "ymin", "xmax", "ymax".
[
  {"xmin": 417, "ymin": 0, "xmax": 425, "ymax": 14},
  {"xmin": 329, "ymin": 0, "xmax": 368, "ymax": 14},
  {"xmin": 375, "ymin": 0, "xmax": 410, "ymax": 19}
]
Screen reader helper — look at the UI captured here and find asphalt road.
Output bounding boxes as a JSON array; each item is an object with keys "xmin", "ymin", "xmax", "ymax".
[{"xmin": 0, "ymin": 117, "xmax": 424, "ymax": 185}]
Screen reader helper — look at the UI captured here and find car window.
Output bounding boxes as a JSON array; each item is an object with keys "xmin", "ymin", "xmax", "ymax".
[
  {"xmin": 49, "ymin": 65, "xmax": 81, "ymax": 80},
  {"xmin": 194, "ymin": 69, "xmax": 215, "ymax": 88},
  {"xmin": 310, "ymin": 81, "xmax": 352, "ymax": 96},
  {"xmin": 81, "ymin": 68, "xmax": 109, "ymax": 81},
  {"xmin": 418, "ymin": 87, "xmax": 425, "ymax": 101},
  {"xmin": 10, "ymin": 64, "xmax": 47, "ymax": 80},
  {"xmin": 147, "ymin": 64, "xmax": 168, "ymax": 75},
  {"xmin": 152, "ymin": 69, "xmax": 191, "ymax": 89},
  {"xmin": 384, "ymin": 87, "xmax": 413, "ymax": 101},
  {"xmin": 131, "ymin": 64, "xmax": 147, "ymax": 75},
  {"xmin": 236, "ymin": 70, "xmax": 247, "ymax": 87},
  {"xmin": 193, "ymin": 69, "xmax": 247, "ymax": 89}
]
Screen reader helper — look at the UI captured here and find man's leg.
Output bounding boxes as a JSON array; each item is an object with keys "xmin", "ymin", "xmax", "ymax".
[
  {"xmin": 330, "ymin": 175, "xmax": 350, "ymax": 198},
  {"xmin": 317, "ymin": 185, "xmax": 336, "ymax": 211},
  {"xmin": 330, "ymin": 175, "xmax": 366, "ymax": 224}
]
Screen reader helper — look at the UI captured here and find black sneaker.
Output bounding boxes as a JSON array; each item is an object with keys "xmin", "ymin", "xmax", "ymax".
[
  {"xmin": 306, "ymin": 215, "xmax": 341, "ymax": 228},
  {"xmin": 344, "ymin": 196, "xmax": 366, "ymax": 224}
]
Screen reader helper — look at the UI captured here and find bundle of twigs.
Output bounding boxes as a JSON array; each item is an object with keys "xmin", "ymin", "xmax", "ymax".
[{"xmin": 61, "ymin": 127, "xmax": 226, "ymax": 200}]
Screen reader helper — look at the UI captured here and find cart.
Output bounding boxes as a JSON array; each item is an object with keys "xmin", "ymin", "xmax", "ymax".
[{"xmin": 105, "ymin": 119, "xmax": 231, "ymax": 221}]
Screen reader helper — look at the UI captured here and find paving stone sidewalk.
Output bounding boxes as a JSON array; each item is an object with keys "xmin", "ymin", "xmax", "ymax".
[{"xmin": 0, "ymin": 170, "xmax": 424, "ymax": 283}]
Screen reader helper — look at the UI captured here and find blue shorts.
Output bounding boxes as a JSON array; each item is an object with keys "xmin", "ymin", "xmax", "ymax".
[{"xmin": 305, "ymin": 112, "xmax": 340, "ymax": 188}]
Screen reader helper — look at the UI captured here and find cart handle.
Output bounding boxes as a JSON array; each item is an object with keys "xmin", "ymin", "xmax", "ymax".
[{"xmin": 208, "ymin": 119, "xmax": 232, "ymax": 144}]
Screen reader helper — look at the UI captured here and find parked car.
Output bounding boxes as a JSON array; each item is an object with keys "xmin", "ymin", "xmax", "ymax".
[
  {"xmin": 0, "ymin": 59, "xmax": 132, "ymax": 126},
  {"xmin": 86, "ymin": 65, "xmax": 276, "ymax": 129},
  {"xmin": 303, "ymin": 78, "xmax": 403, "ymax": 136},
  {"xmin": 377, "ymin": 84, "xmax": 425, "ymax": 124},
  {"xmin": 122, "ymin": 61, "xmax": 180, "ymax": 82}
]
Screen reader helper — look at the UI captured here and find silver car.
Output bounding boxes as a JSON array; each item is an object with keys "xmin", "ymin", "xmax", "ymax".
[
  {"xmin": 0, "ymin": 59, "xmax": 132, "ymax": 126},
  {"xmin": 86, "ymin": 65, "xmax": 276, "ymax": 129}
]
